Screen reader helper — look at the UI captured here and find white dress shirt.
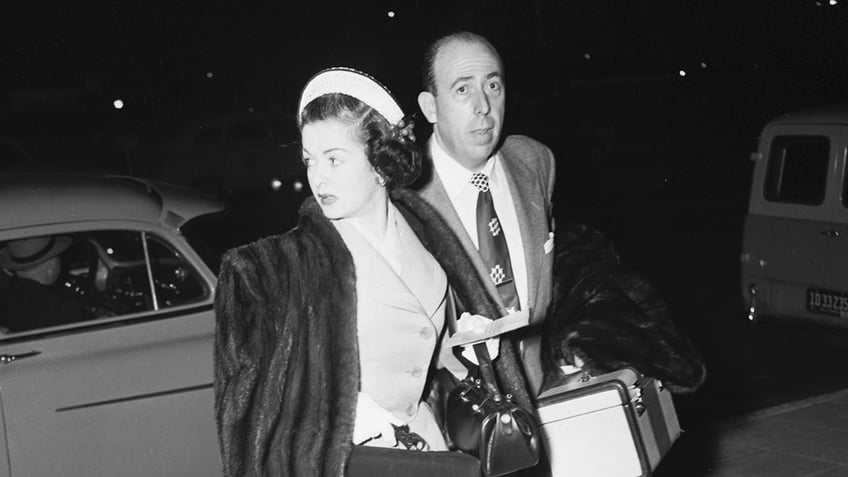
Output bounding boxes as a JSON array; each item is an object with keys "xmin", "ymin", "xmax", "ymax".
[{"xmin": 429, "ymin": 138, "xmax": 529, "ymax": 312}]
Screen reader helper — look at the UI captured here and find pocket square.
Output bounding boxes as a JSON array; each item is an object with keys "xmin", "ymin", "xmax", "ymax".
[{"xmin": 544, "ymin": 232, "xmax": 554, "ymax": 254}]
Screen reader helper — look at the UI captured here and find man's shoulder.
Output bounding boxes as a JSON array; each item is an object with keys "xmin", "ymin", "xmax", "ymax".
[
  {"xmin": 502, "ymin": 134, "xmax": 552, "ymax": 156},
  {"xmin": 500, "ymin": 135, "xmax": 555, "ymax": 174}
]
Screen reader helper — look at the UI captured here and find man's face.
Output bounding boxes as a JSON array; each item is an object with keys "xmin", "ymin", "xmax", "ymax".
[{"xmin": 419, "ymin": 39, "xmax": 505, "ymax": 171}]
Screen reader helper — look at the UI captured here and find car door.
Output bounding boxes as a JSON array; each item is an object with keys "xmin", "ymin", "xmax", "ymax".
[
  {"xmin": 742, "ymin": 124, "xmax": 836, "ymax": 318},
  {"xmin": 0, "ymin": 228, "xmax": 221, "ymax": 476}
]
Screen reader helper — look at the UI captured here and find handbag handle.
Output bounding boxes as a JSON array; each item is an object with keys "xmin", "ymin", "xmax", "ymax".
[{"xmin": 472, "ymin": 342, "xmax": 504, "ymax": 401}]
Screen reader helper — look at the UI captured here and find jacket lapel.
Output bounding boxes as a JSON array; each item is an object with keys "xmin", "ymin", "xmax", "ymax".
[
  {"xmin": 499, "ymin": 146, "xmax": 547, "ymax": 318},
  {"xmin": 417, "ymin": 155, "xmax": 505, "ymax": 314},
  {"xmin": 335, "ymin": 220, "xmax": 426, "ymax": 315}
]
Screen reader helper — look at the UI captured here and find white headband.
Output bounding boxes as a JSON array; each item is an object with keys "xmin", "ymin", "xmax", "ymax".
[{"xmin": 297, "ymin": 67, "xmax": 405, "ymax": 126}]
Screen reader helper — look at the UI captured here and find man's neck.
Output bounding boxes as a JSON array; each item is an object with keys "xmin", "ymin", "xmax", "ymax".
[{"xmin": 432, "ymin": 131, "xmax": 487, "ymax": 172}]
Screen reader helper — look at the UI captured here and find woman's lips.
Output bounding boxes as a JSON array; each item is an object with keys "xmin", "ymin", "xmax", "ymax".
[{"xmin": 318, "ymin": 194, "xmax": 337, "ymax": 206}]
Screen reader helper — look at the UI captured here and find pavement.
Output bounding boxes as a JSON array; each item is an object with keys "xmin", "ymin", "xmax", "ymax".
[{"xmin": 655, "ymin": 388, "xmax": 848, "ymax": 476}]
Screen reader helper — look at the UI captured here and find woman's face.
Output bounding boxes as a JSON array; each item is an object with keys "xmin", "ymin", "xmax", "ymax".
[{"xmin": 302, "ymin": 119, "xmax": 384, "ymax": 221}]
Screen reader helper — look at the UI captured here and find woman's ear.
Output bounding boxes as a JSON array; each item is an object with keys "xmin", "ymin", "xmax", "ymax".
[{"xmin": 417, "ymin": 91, "xmax": 437, "ymax": 125}]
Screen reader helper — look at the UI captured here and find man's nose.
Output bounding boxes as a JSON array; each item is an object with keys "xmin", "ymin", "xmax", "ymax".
[{"xmin": 473, "ymin": 89, "xmax": 490, "ymax": 116}]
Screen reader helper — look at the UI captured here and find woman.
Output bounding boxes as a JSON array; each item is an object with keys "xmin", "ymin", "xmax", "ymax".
[{"xmin": 213, "ymin": 68, "xmax": 533, "ymax": 476}]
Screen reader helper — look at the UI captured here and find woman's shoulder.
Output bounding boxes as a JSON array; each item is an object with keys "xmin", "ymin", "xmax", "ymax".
[{"xmin": 220, "ymin": 229, "xmax": 305, "ymax": 276}]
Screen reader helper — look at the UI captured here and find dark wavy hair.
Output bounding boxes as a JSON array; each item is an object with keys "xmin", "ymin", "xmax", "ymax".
[{"xmin": 298, "ymin": 93, "xmax": 421, "ymax": 188}]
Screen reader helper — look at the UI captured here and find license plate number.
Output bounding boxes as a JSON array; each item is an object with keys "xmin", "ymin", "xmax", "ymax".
[{"xmin": 807, "ymin": 288, "xmax": 848, "ymax": 316}]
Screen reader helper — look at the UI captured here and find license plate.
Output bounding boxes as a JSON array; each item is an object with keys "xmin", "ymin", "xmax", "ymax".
[{"xmin": 807, "ymin": 288, "xmax": 848, "ymax": 316}]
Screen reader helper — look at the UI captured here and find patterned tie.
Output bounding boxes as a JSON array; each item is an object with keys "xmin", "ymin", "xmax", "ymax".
[{"xmin": 470, "ymin": 172, "xmax": 520, "ymax": 312}]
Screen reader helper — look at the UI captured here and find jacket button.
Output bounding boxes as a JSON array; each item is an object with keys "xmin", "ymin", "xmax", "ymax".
[
  {"xmin": 410, "ymin": 367, "xmax": 423, "ymax": 378},
  {"xmin": 419, "ymin": 327, "xmax": 433, "ymax": 339}
]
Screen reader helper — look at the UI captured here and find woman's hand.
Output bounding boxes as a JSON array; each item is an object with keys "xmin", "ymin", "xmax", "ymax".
[
  {"xmin": 353, "ymin": 392, "xmax": 402, "ymax": 447},
  {"xmin": 456, "ymin": 312, "xmax": 500, "ymax": 363}
]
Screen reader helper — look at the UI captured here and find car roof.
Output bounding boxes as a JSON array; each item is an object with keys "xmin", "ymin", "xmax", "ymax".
[
  {"xmin": 767, "ymin": 102, "xmax": 848, "ymax": 127},
  {"xmin": 0, "ymin": 173, "xmax": 224, "ymax": 231}
]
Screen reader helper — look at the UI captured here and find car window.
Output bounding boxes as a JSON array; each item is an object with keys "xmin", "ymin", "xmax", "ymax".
[
  {"xmin": 764, "ymin": 135, "xmax": 829, "ymax": 206},
  {"xmin": 0, "ymin": 230, "xmax": 210, "ymax": 335},
  {"xmin": 146, "ymin": 235, "xmax": 207, "ymax": 308}
]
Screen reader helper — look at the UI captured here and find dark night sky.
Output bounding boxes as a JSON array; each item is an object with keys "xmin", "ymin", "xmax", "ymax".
[{"xmin": 2, "ymin": 1, "xmax": 848, "ymax": 176}]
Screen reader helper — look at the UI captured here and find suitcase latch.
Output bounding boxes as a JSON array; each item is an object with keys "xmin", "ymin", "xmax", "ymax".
[{"xmin": 630, "ymin": 385, "xmax": 646, "ymax": 416}]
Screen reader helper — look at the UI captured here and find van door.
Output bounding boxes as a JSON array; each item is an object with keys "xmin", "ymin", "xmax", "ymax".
[
  {"xmin": 743, "ymin": 125, "xmax": 837, "ymax": 319},
  {"xmin": 824, "ymin": 126, "xmax": 848, "ymax": 304}
]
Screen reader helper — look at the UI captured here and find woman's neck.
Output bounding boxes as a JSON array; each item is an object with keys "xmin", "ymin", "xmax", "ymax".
[{"xmin": 348, "ymin": 191, "xmax": 390, "ymax": 239}]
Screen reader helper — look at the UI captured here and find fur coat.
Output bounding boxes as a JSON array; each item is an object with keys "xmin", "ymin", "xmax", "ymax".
[
  {"xmin": 541, "ymin": 224, "xmax": 707, "ymax": 394},
  {"xmin": 213, "ymin": 188, "xmax": 533, "ymax": 477}
]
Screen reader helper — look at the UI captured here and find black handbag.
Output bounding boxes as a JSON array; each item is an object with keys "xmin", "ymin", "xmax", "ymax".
[{"xmin": 446, "ymin": 342, "xmax": 540, "ymax": 477}]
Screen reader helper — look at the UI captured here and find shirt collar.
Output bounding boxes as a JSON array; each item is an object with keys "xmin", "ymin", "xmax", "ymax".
[{"xmin": 429, "ymin": 135, "xmax": 497, "ymax": 201}]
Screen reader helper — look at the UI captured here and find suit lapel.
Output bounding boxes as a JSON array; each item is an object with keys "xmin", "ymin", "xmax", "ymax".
[{"xmin": 418, "ymin": 158, "xmax": 504, "ymax": 313}]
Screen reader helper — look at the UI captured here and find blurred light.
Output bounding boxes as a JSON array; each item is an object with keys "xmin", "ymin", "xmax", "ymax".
[
  {"xmin": 106, "ymin": 247, "xmax": 114, "ymax": 255},
  {"xmin": 700, "ymin": 62, "xmax": 708, "ymax": 69},
  {"xmin": 270, "ymin": 178, "xmax": 282, "ymax": 191},
  {"xmin": 293, "ymin": 180, "xmax": 304, "ymax": 192},
  {"xmin": 248, "ymin": 107, "xmax": 255, "ymax": 113},
  {"xmin": 583, "ymin": 53, "xmax": 591, "ymax": 60},
  {"xmin": 387, "ymin": 10, "xmax": 395, "ymax": 18},
  {"xmin": 678, "ymin": 70, "xmax": 687, "ymax": 77},
  {"xmin": 830, "ymin": 0, "xmax": 838, "ymax": 5},
  {"xmin": 112, "ymin": 99, "xmax": 124, "ymax": 110},
  {"xmin": 206, "ymin": 71, "xmax": 214, "ymax": 78}
]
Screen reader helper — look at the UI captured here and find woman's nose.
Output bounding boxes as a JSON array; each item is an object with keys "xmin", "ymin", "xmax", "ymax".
[{"xmin": 307, "ymin": 161, "xmax": 329, "ymax": 188}]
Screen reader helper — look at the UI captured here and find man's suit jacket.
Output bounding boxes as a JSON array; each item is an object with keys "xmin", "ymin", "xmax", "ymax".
[{"xmin": 415, "ymin": 134, "xmax": 557, "ymax": 396}]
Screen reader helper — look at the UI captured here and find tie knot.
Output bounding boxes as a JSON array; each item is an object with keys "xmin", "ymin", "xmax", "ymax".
[{"xmin": 470, "ymin": 172, "xmax": 490, "ymax": 193}]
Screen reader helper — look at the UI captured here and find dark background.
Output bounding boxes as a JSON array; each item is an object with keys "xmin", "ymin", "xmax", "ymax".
[
  {"xmin": 4, "ymin": 1, "xmax": 847, "ymax": 177},
  {"xmin": 5, "ymin": 0, "xmax": 848, "ymax": 440}
]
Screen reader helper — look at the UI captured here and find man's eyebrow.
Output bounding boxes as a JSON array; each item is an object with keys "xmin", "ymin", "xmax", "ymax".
[
  {"xmin": 449, "ymin": 75, "xmax": 472, "ymax": 90},
  {"xmin": 448, "ymin": 71, "xmax": 503, "ymax": 89}
]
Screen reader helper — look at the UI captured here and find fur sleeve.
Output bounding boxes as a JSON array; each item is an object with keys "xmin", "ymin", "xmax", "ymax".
[
  {"xmin": 542, "ymin": 224, "xmax": 707, "ymax": 394},
  {"xmin": 213, "ymin": 248, "xmax": 261, "ymax": 477},
  {"xmin": 213, "ymin": 241, "xmax": 291, "ymax": 476}
]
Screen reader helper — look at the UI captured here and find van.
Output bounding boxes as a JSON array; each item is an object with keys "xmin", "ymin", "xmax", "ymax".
[{"xmin": 742, "ymin": 103, "xmax": 848, "ymax": 328}]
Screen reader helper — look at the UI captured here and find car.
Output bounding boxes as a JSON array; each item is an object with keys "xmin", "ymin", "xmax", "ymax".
[
  {"xmin": 0, "ymin": 173, "xmax": 228, "ymax": 476},
  {"xmin": 742, "ymin": 103, "xmax": 848, "ymax": 328}
]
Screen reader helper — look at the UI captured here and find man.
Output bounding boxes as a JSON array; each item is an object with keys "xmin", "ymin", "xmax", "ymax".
[
  {"xmin": 0, "ymin": 235, "xmax": 91, "ymax": 333},
  {"xmin": 416, "ymin": 31, "xmax": 556, "ymax": 396}
]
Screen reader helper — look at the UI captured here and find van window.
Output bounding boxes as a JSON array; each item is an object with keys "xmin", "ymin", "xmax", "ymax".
[{"xmin": 764, "ymin": 135, "xmax": 829, "ymax": 205}]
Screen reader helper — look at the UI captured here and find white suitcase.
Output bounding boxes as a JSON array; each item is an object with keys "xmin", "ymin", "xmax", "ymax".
[{"xmin": 536, "ymin": 367, "xmax": 681, "ymax": 476}]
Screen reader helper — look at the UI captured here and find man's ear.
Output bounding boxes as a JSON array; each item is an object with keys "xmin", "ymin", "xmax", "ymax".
[{"xmin": 417, "ymin": 91, "xmax": 437, "ymax": 124}]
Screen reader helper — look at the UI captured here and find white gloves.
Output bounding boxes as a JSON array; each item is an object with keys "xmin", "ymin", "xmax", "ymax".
[
  {"xmin": 456, "ymin": 312, "xmax": 500, "ymax": 364},
  {"xmin": 352, "ymin": 392, "xmax": 402, "ymax": 447}
]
